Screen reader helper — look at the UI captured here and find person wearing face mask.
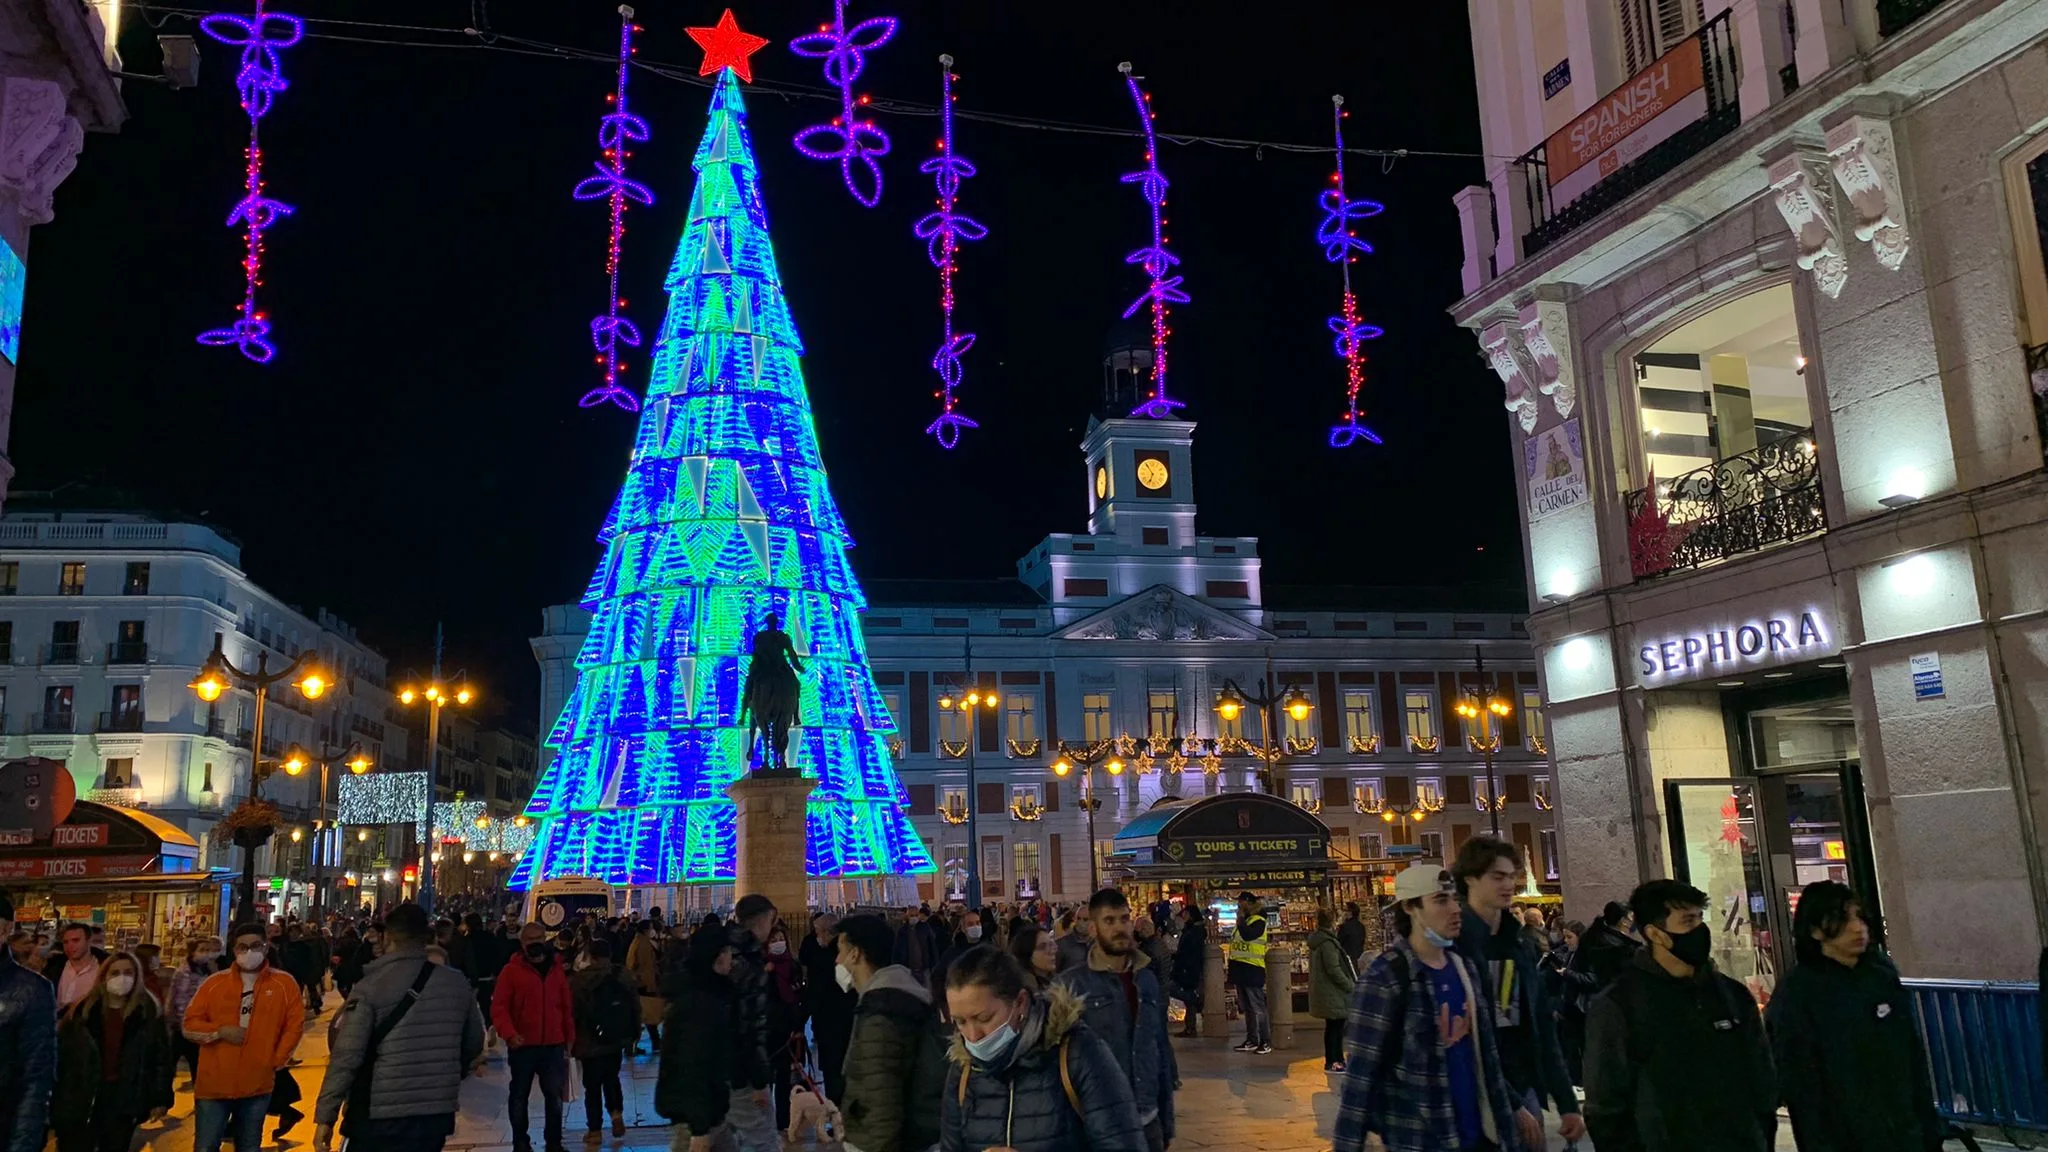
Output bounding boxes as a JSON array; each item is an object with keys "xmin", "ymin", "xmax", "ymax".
[
  {"xmin": 52, "ymin": 952, "xmax": 173, "ymax": 1152},
  {"xmin": 183, "ymin": 924, "xmax": 308, "ymax": 1152},
  {"xmin": 170, "ymin": 938, "xmax": 224, "ymax": 1086},
  {"xmin": 827, "ymin": 913, "xmax": 943, "ymax": 1152},
  {"xmin": 493, "ymin": 921, "xmax": 578, "ymax": 1152},
  {"xmin": 0, "ymin": 890, "xmax": 58, "ymax": 1152},
  {"xmin": 1582, "ymin": 879, "xmax": 1776, "ymax": 1152},
  {"xmin": 798, "ymin": 912, "xmax": 854, "ymax": 1105},
  {"xmin": 1053, "ymin": 890, "xmax": 1174, "ymax": 1152},
  {"xmin": 942, "ymin": 944, "xmax": 1142, "ymax": 1152},
  {"xmin": 928, "ymin": 909, "xmax": 984, "ymax": 1012},
  {"xmin": 656, "ymin": 932, "xmax": 739, "ymax": 1152},
  {"xmin": 1334, "ymin": 864, "xmax": 1517, "ymax": 1152},
  {"xmin": 759, "ymin": 924, "xmax": 803, "ymax": 1133}
]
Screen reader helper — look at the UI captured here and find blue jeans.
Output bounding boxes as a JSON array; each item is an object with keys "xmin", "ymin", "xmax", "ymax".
[
  {"xmin": 1237, "ymin": 981, "xmax": 1270, "ymax": 1045},
  {"xmin": 194, "ymin": 1094, "xmax": 271, "ymax": 1152}
]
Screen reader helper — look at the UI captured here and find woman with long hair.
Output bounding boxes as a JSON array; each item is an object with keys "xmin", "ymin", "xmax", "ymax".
[
  {"xmin": 51, "ymin": 951, "xmax": 173, "ymax": 1152},
  {"xmin": 1007, "ymin": 923, "xmax": 1059, "ymax": 992}
]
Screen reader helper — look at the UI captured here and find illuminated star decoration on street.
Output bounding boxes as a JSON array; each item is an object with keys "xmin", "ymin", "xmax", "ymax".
[
  {"xmin": 195, "ymin": 0, "xmax": 303, "ymax": 364},
  {"xmin": 572, "ymin": 6, "xmax": 654, "ymax": 413},
  {"xmin": 1319, "ymin": 94, "xmax": 1385, "ymax": 448},
  {"xmin": 914, "ymin": 55, "xmax": 986, "ymax": 448},
  {"xmin": 686, "ymin": 9, "xmax": 770, "ymax": 84},
  {"xmin": 790, "ymin": 0, "xmax": 897, "ymax": 207},
  {"xmin": 1118, "ymin": 62, "xmax": 1188, "ymax": 419}
]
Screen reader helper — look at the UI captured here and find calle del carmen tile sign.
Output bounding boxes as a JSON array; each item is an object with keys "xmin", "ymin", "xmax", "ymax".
[{"xmin": 1636, "ymin": 609, "xmax": 1838, "ymax": 686}]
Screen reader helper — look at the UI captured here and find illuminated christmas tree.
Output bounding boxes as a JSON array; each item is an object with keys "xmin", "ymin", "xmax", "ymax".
[{"xmin": 513, "ymin": 62, "xmax": 934, "ymax": 889}]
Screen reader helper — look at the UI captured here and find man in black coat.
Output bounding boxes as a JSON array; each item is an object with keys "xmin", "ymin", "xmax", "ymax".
[
  {"xmin": 1336, "ymin": 902, "xmax": 1367, "ymax": 965},
  {"xmin": 723, "ymin": 894, "xmax": 779, "ymax": 1152},
  {"xmin": 1767, "ymin": 880, "xmax": 1945, "ymax": 1152},
  {"xmin": 0, "ymin": 890, "xmax": 57, "ymax": 1152},
  {"xmin": 798, "ymin": 912, "xmax": 854, "ymax": 1103}
]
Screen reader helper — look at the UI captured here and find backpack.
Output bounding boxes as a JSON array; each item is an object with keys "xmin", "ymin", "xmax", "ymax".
[
  {"xmin": 900, "ymin": 1016, "xmax": 949, "ymax": 1151},
  {"xmin": 590, "ymin": 973, "xmax": 636, "ymax": 1048}
]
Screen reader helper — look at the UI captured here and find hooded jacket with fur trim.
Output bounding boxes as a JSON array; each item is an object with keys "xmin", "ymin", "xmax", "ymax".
[
  {"xmin": 1053, "ymin": 943, "xmax": 1175, "ymax": 1138},
  {"xmin": 939, "ymin": 985, "xmax": 1144, "ymax": 1152}
]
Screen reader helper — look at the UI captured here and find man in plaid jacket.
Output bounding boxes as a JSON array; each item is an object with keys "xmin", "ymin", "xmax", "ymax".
[{"xmin": 1333, "ymin": 865, "xmax": 1518, "ymax": 1152}]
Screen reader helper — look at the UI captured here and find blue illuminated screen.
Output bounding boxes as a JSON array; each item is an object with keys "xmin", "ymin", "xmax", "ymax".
[{"xmin": 0, "ymin": 236, "xmax": 22, "ymax": 365}]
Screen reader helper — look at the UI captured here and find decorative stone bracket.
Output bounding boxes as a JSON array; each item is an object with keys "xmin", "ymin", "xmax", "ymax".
[
  {"xmin": 1518, "ymin": 298, "xmax": 1577, "ymax": 421},
  {"xmin": 1482, "ymin": 320, "xmax": 1539, "ymax": 433},
  {"xmin": 0, "ymin": 78, "xmax": 84, "ymax": 227},
  {"xmin": 1824, "ymin": 114, "xmax": 1909, "ymax": 271},
  {"xmin": 1766, "ymin": 149, "xmax": 1848, "ymax": 299}
]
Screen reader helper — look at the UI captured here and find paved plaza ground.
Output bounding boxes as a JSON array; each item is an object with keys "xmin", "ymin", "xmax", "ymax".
[{"xmin": 119, "ymin": 989, "xmax": 1848, "ymax": 1152}]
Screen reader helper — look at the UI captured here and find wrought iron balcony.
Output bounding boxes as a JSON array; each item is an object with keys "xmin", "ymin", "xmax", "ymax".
[
  {"xmin": 1517, "ymin": 10, "xmax": 1739, "ymax": 259},
  {"xmin": 105, "ymin": 642, "xmax": 148, "ymax": 666},
  {"xmin": 97, "ymin": 711, "xmax": 145, "ymax": 733},
  {"xmin": 31, "ymin": 710, "xmax": 76, "ymax": 734},
  {"xmin": 1627, "ymin": 429, "xmax": 1827, "ymax": 580},
  {"xmin": 205, "ymin": 716, "xmax": 228, "ymax": 738},
  {"xmin": 41, "ymin": 642, "xmax": 80, "ymax": 666},
  {"xmin": 1878, "ymin": 0, "xmax": 1955, "ymax": 36}
]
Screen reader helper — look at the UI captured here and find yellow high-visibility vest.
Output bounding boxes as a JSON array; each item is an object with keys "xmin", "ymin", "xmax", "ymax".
[{"xmin": 1226, "ymin": 916, "xmax": 1269, "ymax": 968}]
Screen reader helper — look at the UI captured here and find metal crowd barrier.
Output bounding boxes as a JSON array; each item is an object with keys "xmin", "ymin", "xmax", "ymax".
[{"xmin": 1906, "ymin": 978, "xmax": 2048, "ymax": 1138}]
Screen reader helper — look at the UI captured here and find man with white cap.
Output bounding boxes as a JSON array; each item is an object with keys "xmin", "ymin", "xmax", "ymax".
[{"xmin": 1332, "ymin": 864, "xmax": 1518, "ymax": 1152}]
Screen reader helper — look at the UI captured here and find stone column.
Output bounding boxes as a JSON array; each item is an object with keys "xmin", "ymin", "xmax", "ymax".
[
  {"xmin": 1200, "ymin": 940, "xmax": 1228, "ymax": 1040},
  {"xmin": 727, "ymin": 773, "xmax": 817, "ymax": 920},
  {"xmin": 1263, "ymin": 943, "xmax": 1296, "ymax": 1050}
]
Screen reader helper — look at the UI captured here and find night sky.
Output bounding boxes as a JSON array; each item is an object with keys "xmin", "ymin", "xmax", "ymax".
[{"xmin": 18, "ymin": 1, "xmax": 1523, "ymax": 725}]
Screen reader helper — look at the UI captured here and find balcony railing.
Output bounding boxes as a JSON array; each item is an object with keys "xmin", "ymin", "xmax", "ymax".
[
  {"xmin": 1879, "ymin": 0, "xmax": 1955, "ymax": 37},
  {"xmin": 41, "ymin": 642, "xmax": 80, "ymax": 666},
  {"xmin": 1626, "ymin": 429, "xmax": 1827, "ymax": 580},
  {"xmin": 1517, "ymin": 10, "xmax": 1739, "ymax": 258},
  {"xmin": 231, "ymin": 728, "xmax": 254, "ymax": 749},
  {"xmin": 105, "ymin": 642, "xmax": 148, "ymax": 666},
  {"xmin": 31, "ymin": 711, "xmax": 76, "ymax": 734},
  {"xmin": 97, "ymin": 711, "xmax": 144, "ymax": 733}
]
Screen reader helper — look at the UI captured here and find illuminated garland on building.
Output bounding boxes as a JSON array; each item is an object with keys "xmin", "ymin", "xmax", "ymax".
[
  {"xmin": 195, "ymin": 0, "xmax": 302, "ymax": 364},
  {"xmin": 915, "ymin": 56, "xmax": 985, "ymax": 448},
  {"xmin": 1117, "ymin": 63, "xmax": 1188, "ymax": 419},
  {"xmin": 513, "ymin": 43, "xmax": 933, "ymax": 890},
  {"xmin": 1319, "ymin": 94, "xmax": 1385, "ymax": 448},
  {"xmin": 337, "ymin": 771, "xmax": 428, "ymax": 828},
  {"xmin": 789, "ymin": 0, "xmax": 897, "ymax": 207},
  {"xmin": 572, "ymin": 6, "xmax": 654, "ymax": 412}
]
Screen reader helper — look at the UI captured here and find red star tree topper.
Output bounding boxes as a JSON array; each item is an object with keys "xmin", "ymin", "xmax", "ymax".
[{"xmin": 687, "ymin": 9, "xmax": 770, "ymax": 83}]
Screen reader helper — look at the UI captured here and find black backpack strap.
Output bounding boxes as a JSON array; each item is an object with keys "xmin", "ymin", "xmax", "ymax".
[{"xmin": 375, "ymin": 961, "xmax": 438, "ymax": 1046}]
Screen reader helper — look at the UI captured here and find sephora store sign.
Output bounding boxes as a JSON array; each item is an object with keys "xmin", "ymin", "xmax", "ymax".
[{"xmin": 1636, "ymin": 609, "xmax": 1838, "ymax": 685}]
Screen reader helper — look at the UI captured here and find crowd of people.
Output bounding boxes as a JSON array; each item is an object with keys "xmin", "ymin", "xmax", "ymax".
[{"xmin": 0, "ymin": 840, "xmax": 1964, "ymax": 1152}]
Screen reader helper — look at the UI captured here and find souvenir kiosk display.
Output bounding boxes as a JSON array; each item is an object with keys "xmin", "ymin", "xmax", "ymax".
[{"xmin": 0, "ymin": 796, "xmax": 232, "ymax": 956}]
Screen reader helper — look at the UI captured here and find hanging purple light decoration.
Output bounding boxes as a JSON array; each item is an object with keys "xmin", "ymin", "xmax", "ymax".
[
  {"xmin": 914, "ymin": 55, "xmax": 986, "ymax": 449},
  {"xmin": 571, "ymin": 5, "xmax": 654, "ymax": 413},
  {"xmin": 1319, "ymin": 94, "xmax": 1385, "ymax": 448},
  {"xmin": 789, "ymin": 0, "xmax": 896, "ymax": 207},
  {"xmin": 195, "ymin": 0, "xmax": 303, "ymax": 364},
  {"xmin": 1117, "ymin": 62, "xmax": 1188, "ymax": 420}
]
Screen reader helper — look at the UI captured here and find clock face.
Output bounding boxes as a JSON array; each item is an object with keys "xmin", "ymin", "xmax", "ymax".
[
  {"xmin": 1136, "ymin": 457, "xmax": 1170, "ymax": 491},
  {"xmin": 1095, "ymin": 465, "xmax": 1108, "ymax": 500}
]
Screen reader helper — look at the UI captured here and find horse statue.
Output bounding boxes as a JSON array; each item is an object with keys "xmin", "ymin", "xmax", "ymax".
[{"xmin": 740, "ymin": 612, "xmax": 806, "ymax": 774}]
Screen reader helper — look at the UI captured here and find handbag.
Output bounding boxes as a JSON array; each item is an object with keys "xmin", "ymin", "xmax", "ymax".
[{"xmin": 343, "ymin": 961, "xmax": 438, "ymax": 1138}]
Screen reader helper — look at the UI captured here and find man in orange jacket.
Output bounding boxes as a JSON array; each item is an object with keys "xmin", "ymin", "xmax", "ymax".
[
  {"xmin": 493, "ymin": 921, "xmax": 576, "ymax": 1152},
  {"xmin": 184, "ymin": 922, "xmax": 307, "ymax": 1152}
]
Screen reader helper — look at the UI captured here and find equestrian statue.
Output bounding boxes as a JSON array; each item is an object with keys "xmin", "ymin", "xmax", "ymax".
[{"xmin": 740, "ymin": 612, "xmax": 806, "ymax": 774}]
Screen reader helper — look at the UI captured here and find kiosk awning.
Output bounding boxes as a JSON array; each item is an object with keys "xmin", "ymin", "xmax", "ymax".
[{"xmin": 1113, "ymin": 792, "xmax": 1333, "ymax": 880}]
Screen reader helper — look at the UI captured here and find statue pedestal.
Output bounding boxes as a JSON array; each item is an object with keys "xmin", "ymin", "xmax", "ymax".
[{"xmin": 727, "ymin": 773, "xmax": 817, "ymax": 919}]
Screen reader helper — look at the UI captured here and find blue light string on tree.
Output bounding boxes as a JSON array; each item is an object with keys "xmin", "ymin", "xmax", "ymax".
[
  {"xmin": 195, "ymin": 0, "xmax": 302, "ymax": 364},
  {"xmin": 789, "ymin": 0, "xmax": 896, "ymax": 207},
  {"xmin": 1117, "ymin": 62, "xmax": 1188, "ymax": 420},
  {"xmin": 1319, "ymin": 94, "xmax": 1385, "ymax": 448},
  {"xmin": 572, "ymin": 5, "xmax": 655, "ymax": 413},
  {"xmin": 915, "ymin": 55, "xmax": 986, "ymax": 448}
]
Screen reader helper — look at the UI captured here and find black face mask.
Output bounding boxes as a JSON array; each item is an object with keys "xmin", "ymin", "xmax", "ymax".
[
  {"xmin": 526, "ymin": 944, "xmax": 553, "ymax": 964},
  {"xmin": 1661, "ymin": 924, "xmax": 1712, "ymax": 969}
]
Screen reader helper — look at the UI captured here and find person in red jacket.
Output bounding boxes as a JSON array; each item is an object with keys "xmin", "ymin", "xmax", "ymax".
[{"xmin": 493, "ymin": 922, "xmax": 576, "ymax": 1152}]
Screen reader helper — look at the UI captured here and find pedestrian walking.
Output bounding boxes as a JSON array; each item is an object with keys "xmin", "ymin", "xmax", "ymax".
[
  {"xmin": 1305, "ymin": 908, "xmax": 1356, "ymax": 1073},
  {"xmin": 0, "ymin": 891, "xmax": 57, "ymax": 1152},
  {"xmin": 1337, "ymin": 902, "xmax": 1367, "ymax": 967},
  {"xmin": 1544, "ymin": 920, "xmax": 1596, "ymax": 1085},
  {"xmin": 1053, "ymin": 890, "xmax": 1175, "ymax": 1152},
  {"xmin": 1571, "ymin": 902, "xmax": 1637, "ymax": 991},
  {"xmin": 568, "ymin": 938, "xmax": 639, "ymax": 1144},
  {"xmin": 892, "ymin": 905, "xmax": 938, "ymax": 986},
  {"xmin": 723, "ymin": 893, "xmax": 780, "ymax": 1152},
  {"xmin": 51, "ymin": 950, "xmax": 172, "ymax": 1152},
  {"xmin": 1133, "ymin": 915, "xmax": 1171, "ymax": 979},
  {"xmin": 1449, "ymin": 836, "xmax": 1584, "ymax": 1149},
  {"xmin": 655, "ymin": 930, "xmax": 737, "ymax": 1152},
  {"xmin": 1333, "ymin": 863, "xmax": 1519, "ymax": 1152},
  {"xmin": 1582, "ymin": 879, "xmax": 1777, "ymax": 1152},
  {"xmin": 1170, "ymin": 906, "xmax": 1206, "ymax": 1038},
  {"xmin": 940, "ymin": 945, "xmax": 1145, "ymax": 1152},
  {"xmin": 1054, "ymin": 912, "xmax": 1093, "ymax": 974},
  {"xmin": 1007, "ymin": 924, "xmax": 1059, "ymax": 993},
  {"xmin": 45, "ymin": 923, "xmax": 106, "ymax": 1011},
  {"xmin": 623, "ymin": 921, "xmax": 665, "ymax": 1056},
  {"xmin": 312, "ymin": 903, "xmax": 483, "ymax": 1152},
  {"xmin": 1766, "ymin": 880, "xmax": 1945, "ymax": 1152},
  {"xmin": 833, "ymin": 914, "xmax": 943, "ymax": 1152},
  {"xmin": 494, "ymin": 920, "xmax": 578, "ymax": 1152},
  {"xmin": 761, "ymin": 923, "xmax": 804, "ymax": 1132},
  {"xmin": 929, "ymin": 908, "xmax": 984, "ymax": 1008},
  {"xmin": 169, "ymin": 937, "xmax": 222, "ymax": 1085},
  {"xmin": 1226, "ymin": 892, "xmax": 1272, "ymax": 1053},
  {"xmin": 182, "ymin": 923, "xmax": 308, "ymax": 1152},
  {"xmin": 798, "ymin": 912, "xmax": 853, "ymax": 1103}
]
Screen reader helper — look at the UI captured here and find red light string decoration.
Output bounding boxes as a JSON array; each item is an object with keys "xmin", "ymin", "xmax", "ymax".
[
  {"xmin": 915, "ymin": 55, "xmax": 986, "ymax": 449},
  {"xmin": 195, "ymin": 0, "xmax": 303, "ymax": 364},
  {"xmin": 1319, "ymin": 94, "xmax": 1385, "ymax": 448},
  {"xmin": 789, "ymin": 0, "xmax": 897, "ymax": 207},
  {"xmin": 571, "ymin": 5, "xmax": 653, "ymax": 413},
  {"xmin": 1118, "ymin": 62, "xmax": 1188, "ymax": 419}
]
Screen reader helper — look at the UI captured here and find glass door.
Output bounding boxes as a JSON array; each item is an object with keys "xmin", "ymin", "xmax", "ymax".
[{"xmin": 1665, "ymin": 780, "xmax": 1778, "ymax": 1001}]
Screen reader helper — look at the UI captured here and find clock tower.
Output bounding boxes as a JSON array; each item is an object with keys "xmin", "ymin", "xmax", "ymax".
[{"xmin": 1083, "ymin": 415, "xmax": 1195, "ymax": 543}]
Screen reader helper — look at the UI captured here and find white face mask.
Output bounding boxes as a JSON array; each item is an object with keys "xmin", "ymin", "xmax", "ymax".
[
  {"xmin": 106, "ymin": 974, "xmax": 137, "ymax": 997},
  {"xmin": 236, "ymin": 949, "xmax": 266, "ymax": 971},
  {"xmin": 834, "ymin": 962, "xmax": 855, "ymax": 992},
  {"xmin": 964, "ymin": 925, "xmax": 983, "ymax": 941},
  {"xmin": 769, "ymin": 941, "xmax": 788, "ymax": 956}
]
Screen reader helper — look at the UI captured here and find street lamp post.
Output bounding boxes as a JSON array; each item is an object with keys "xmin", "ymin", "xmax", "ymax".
[
  {"xmin": 1214, "ymin": 653, "xmax": 1314, "ymax": 796},
  {"xmin": 1454, "ymin": 651, "xmax": 1514, "ymax": 837},
  {"xmin": 281, "ymin": 740, "xmax": 372, "ymax": 922},
  {"xmin": 399, "ymin": 678, "xmax": 474, "ymax": 914},
  {"xmin": 936, "ymin": 684, "xmax": 1000, "ymax": 907},
  {"xmin": 190, "ymin": 637, "xmax": 331, "ymax": 923},
  {"xmin": 1051, "ymin": 741, "xmax": 1125, "ymax": 893}
]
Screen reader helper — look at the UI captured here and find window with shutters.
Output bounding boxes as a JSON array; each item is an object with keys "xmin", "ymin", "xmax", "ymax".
[
  {"xmin": 1359, "ymin": 833, "xmax": 1383, "ymax": 860},
  {"xmin": 1355, "ymin": 778, "xmax": 1384, "ymax": 811},
  {"xmin": 1082, "ymin": 692, "xmax": 1114, "ymax": 743},
  {"xmin": 1404, "ymin": 691, "xmax": 1438, "ymax": 746},
  {"xmin": 1005, "ymin": 692, "xmax": 1040, "ymax": 744},
  {"xmin": 1618, "ymin": 0, "xmax": 1704, "ymax": 72},
  {"xmin": 941, "ymin": 785, "xmax": 967, "ymax": 816},
  {"xmin": 1343, "ymin": 690, "xmax": 1377, "ymax": 745},
  {"xmin": 1416, "ymin": 776, "xmax": 1444, "ymax": 809},
  {"xmin": 1289, "ymin": 781, "xmax": 1319, "ymax": 810},
  {"xmin": 1523, "ymin": 690, "xmax": 1548, "ymax": 752},
  {"xmin": 1011, "ymin": 783, "xmax": 1040, "ymax": 810},
  {"xmin": 1147, "ymin": 690, "xmax": 1178, "ymax": 738},
  {"xmin": 1420, "ymin": 831, "xmax": 1445, "ymax": 860},
  {"xmin": 938, "ymin": 706, "xmax": 968, "ymax": 744}
]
